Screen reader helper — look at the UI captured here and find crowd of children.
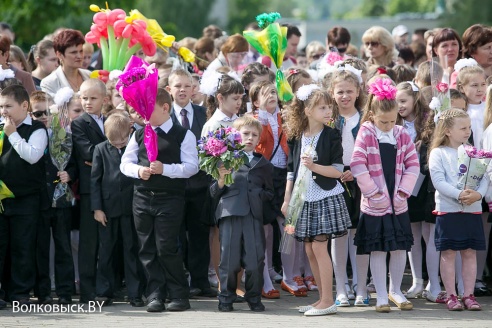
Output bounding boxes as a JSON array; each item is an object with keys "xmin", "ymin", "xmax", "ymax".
[{"xmin": 0, "ymin": 21, "xmax": 492, "ymax": 317}]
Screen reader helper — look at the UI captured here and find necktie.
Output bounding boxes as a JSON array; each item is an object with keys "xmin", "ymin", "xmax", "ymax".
[
  {"xmin": 155, "ymin": 127, "xmax": 164, "ymax": 135},
  {"xmin": 180, "ymin": 109, "xmax": 190, "ymax": 129}
]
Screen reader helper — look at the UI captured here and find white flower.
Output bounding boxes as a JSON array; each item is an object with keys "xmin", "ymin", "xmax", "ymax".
[
  {"xmin": 200, "ymin": 69, "xmax": 223, "ymax": 96},
  {"xmin": 109, "ymin": 70, "xmax": 123, "ymax": 81},
  {"xmin": 296, "ymin": 84, "xmax": 320, "ymax": 101},
  {"xmin": 0, "ymin": 64, "xmax": 15, "ymax": 81},
  {"xmin": 429, "ymin": 97, "xmax": 441, "ymax": 111},
  {"xmin": 454, "ymin": 58, "xmax": 478, "ymax": 73},
  {"xmin": 54, "ymin": 87, "xmax": 74, "ymax": 106},
  {"xmin": 49, "ymin": 104, "xmax": 59, "ymax": 115}
]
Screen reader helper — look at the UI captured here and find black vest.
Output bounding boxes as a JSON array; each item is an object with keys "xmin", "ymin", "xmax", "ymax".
[
  {"xmin": 134, "ymin": 124, "xmax": 187, "ymax": 194},
  {"xmin": 0, "ymin": 120, "xmax": 46, "ymax": 197}
]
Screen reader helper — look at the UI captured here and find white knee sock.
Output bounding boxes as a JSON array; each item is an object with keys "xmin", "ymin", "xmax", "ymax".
[
  {"xmin": 348, "ymin": 229, "xmax": 358, "ymax": 287},
  {"xmin": 332, "ymin": 234, "xmax": 349, "ymax": 296},
  {"xmin": 264, "ymin": 224, "xmax": 275, "ymax": 276},
  {"xmin": 422, "ymin": 222, "xmax": 441, "ymax": 295},
  {"xmin": 355, "ymin": 254, "xmax": 370, "ymax": 297},
  {"xmin": 370, "ymin": 251, "xmax": 388, "ymax": 306},
  {"xmin": 408, "ymin": 222, "xmax": 423, "ymax": 283},
  {"xmin": 389, "ymin": 250, "xmax": 408, "ymax": 303}
]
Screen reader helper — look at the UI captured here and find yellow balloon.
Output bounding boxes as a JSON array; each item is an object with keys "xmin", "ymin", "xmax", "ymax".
[
  {"xmin": 90, "ymin": 71, "xmax": 100, "ymax": 79},
  {"xmin": 161, "ymin": 35, "xmax": 175, "ymax": 48},
  {"xmin": 90, "ymin": 4, "xmax": 100, "ymax": 12},
  {"xmin": 178, "ymin": 47, "xmax": 195, "ymax": 63}
]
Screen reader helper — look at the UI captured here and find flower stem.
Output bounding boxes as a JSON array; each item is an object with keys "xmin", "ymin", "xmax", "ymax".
[
  {"xmin": 107, "ymin": 26, "xmax": 117, "ymax": 70},
  {"xmin": 117, "ymin": 37, "xmax": 131, "ymax": 70},
  {"xmin": 100, "ymin": 37, "xmax": 109, "ymax": 70}
]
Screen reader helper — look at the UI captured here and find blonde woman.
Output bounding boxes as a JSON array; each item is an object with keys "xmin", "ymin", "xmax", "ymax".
[{"xmin": 362, "ymin": 26, "xmax": 396, "ymax": 68}]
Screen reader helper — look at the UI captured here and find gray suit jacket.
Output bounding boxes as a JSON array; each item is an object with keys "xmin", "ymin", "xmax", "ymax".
[{"xmin": 210, "ymin": 154, "xmax": 274, "ymax": 222}]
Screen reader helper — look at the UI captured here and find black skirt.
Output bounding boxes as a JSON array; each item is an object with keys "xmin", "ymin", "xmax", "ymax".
[
  {"xmin": 435, "ymin": 213, "xmax": 486, "ymax": 251},
  {"xmin": 354, "ymin": 211, "xmax": 414, "ymax": 254}
]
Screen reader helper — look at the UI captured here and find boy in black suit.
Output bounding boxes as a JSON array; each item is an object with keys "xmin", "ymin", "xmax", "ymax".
[
  {"xmin": 210, "ymin": 116, "xmax": 274, "ymax": 312},
  {"xmin": 167, "ymin": 69, "xmax": 216, "ymax": 297},
  {"xmin": 71, "ymin": 78, "xmax": 108, "ymax": 303},
  {"xmin": 91, "ymin": 112, "xmax": 145, "ymax": 307},
  {"xmin": 120, "ymin": 88, "xmax": 198, "ymax": 312}
]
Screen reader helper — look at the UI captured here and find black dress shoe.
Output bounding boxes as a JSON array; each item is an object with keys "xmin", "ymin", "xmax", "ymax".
[
  {"xmin": 247, "ymin": 301, "xmax": 265, "ymax": 312},
  {"xmin": 129, "ymin": 297, "xmax": 145, "ymax": 307},
  {"xmin": 197, "ymin": 288, "xmax": 218, "ymax": 298},
  {"xmin": 147, "ymin": 298, "xmax": 165, "ymax": 312},
  {"xmin": 0, "ymin": 299, "xmax": 7, "ymax": 310},
  {"xmin": 233, "ymin": 295, "xmax": 245, "ymax": 303},
  {"xmin": 95, "ymin": 296, "xmax": 113, "ymax": 306},
  {"xmin": 167, "ymin": 299, "xmax": 190, "ymax": 311},
  {"xmin": 38, "ymin": 296, "xmax": 53, "ymax": 305},
  {"xmin": 189, "ymin": 288, "xmax": 201, "ymax": 298},
  {"xmin": 58, "ymin": 296, "xmax": 72, "ymax": 305},
  {"xmin": 218, "ymin": 302, "xmax": 233, "ymax": 312}
]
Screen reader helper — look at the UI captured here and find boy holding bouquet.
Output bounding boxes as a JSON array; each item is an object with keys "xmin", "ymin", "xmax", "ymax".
[{"xmin": 210, "ymin": 116, "xmax": 274, "ymax": 312}]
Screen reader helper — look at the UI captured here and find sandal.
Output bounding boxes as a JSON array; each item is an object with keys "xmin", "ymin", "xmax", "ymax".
[
  {"xmin": 293, "ymin": 276, "xmax": 308, "ymax": 292},
  {"xmin": 462, "ymin": 294, "xmax": 482, "ymax": 311},
  {"xmin": 446, "ymin": 294, "xmax": 463, "ymax": 311}
]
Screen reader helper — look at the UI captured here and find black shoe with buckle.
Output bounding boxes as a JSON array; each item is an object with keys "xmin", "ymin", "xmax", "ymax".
[
  {"xmin": 147, "ymin": 298, "xmax": 165, "ymax": 312},
  {"xmin": 129, "ymin": 297, "xmax": 145, "ymax": 307},
  {"xmin": 167, "ymin": 299, "xmax": 190, "ymax": 311}
]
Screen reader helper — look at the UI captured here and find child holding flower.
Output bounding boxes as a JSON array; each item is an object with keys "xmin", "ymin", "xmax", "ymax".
[{"xmin": 210, "ymin": 115, "xmax": 274, "ymax": 312}]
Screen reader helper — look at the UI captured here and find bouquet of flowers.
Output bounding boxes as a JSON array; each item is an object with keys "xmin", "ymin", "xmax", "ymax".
[
  {"xmin": 279, "ymin": 145, "xmax": 316, "ymax": 254},
  {"xmin": 243, "ymin": 12, "xmax": 293, "ymax": 102},
  {"xmin": 0, "ymin": 123, "xmax": 15, "ymax": 212},
  {"xmin": 197, "ymin": 126, "xmax": 248, "ymax": 186},
  {"xmin": 116, "ymin": 55, "xmax": 159, "ymax": 161},
  {"xmin": 50, "ymin": 87, "xmax": 75, "ymax": 207},
  {"xmin": 456, "ymin": 144, "xmax": 492, "ymax": 191}
]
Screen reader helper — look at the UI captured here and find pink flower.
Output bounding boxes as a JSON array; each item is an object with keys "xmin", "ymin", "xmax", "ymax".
[
  {"xmin": 464, "ymin": 144, "xmax": 492, "ymax": 158},
  {"xmin": 325, "ymin": 52, "xmax": 344, "ymax": 66},
  {"xmin": 368, "ymin": 78, "xmax": 396, "ymax": 100},
  {"xmin": 204, "ymin": 138, "xmax": 227, "ymax": 156},
  {"xmin": 284, "ymin": 224, "xmax": 295, "ymax": 235},
  {"xmin": 436, "ymin": 82, "xmax": 449, "ymax": 93}
]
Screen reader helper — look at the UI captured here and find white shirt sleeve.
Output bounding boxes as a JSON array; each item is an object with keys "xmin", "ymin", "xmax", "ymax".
[
  {"xmin": 120, "ymin": 133, "xmax": 141, "ymax": 179},
  {"xmin": 8, "ymin": 129, "xmax": 47, "ymax": 164},
  {"xmin": 162, "ymin": 130, "xmax": 199, "ymax": 178}
]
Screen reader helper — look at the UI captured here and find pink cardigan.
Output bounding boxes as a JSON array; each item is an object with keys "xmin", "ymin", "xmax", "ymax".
[{"xmin": 350, "ymin": 122, "xmax": 419, "ymax": 216}]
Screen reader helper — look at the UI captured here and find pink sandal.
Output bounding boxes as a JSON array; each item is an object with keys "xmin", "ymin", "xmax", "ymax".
[
  {"xmin": 462, "ymin": 294, "xmax": 481, "ymax": 311},
  {"xmin": 446, "ymin": 294, "xmax": 463, "ymax": 311}
]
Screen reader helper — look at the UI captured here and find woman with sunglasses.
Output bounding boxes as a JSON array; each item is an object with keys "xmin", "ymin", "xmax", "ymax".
[
  {"xmin": 0, "ymin": 35, "xmax": 36, "ymax": 95},
  {"xmin": 40, "ymin": 29, "xmax": 91, "ymax": 97},
  {"xmin": 362, "ymin": 26, "xmax": 396, "ymax": 68}
]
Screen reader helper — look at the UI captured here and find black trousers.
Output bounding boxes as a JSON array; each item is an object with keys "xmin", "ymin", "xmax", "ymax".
[
  {"xmin": 36, "ymin": 207, "xmax": 74, "ymax": 298},
  {"xmin": 78, "ymin": 194, "xmax": 98, "ymax": 300},
  {"xmin": 0, "ymin": 194, "xmax": 39, "ymax": 301},
  {"xmin": 96, "ymin": 214, "xmax": 145, "ymax": 298},
  {"xmin": 133, "ymin": 190, "xmax": 189, "ymax": 301},
  {"xmin": 218, "ymin": 213, "xmax": 265, "ymax": 304},
  {"xmin": 182, "ymin": 187, "xmax": 212, "ymax": 290}
]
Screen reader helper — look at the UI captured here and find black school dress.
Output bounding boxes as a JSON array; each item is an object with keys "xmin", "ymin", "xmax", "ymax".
[{"xmin": 354, "ymin": 142, "xmax": 414, "ymax": 254}]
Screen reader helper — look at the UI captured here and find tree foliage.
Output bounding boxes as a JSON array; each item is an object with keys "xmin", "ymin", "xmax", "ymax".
[
  {"xmin": 227, "ymin": 0, "xmax": 268, "ymax": 34},
  {"xmin": 443, "ymin": 0, "xmax": 492, "ymax": 34}
]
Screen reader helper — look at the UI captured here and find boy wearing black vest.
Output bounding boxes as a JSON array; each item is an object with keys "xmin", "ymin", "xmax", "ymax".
[
  {"xmin": 0, "ymin": 85, "xmax": 48, "ymax": 307},
  {"xmin": 120, "ymin": 88, "xmax": 199, "ymax": 312},
  {"xmin": 91, "ymin": 112, "xmax": 145, "ymax": 307}
]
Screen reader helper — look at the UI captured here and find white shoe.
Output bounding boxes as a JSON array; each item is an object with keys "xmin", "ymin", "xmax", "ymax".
[
  {"xmin": 335, "ymin": 294, "xmax": 350, "ymax": 307},
  {"xmin": 354, "ymin": 293, "xmax": 370, "ymax": 306},
  {"xmin": 298, "ymin": 305, "xmax": 313, "ymax": 313},
  {"xmin": 405, "ymin": 278, "xmax": 425, "ymax": 298},
  {"xmin": 304, "ymin": 304, "xmax": 337, "ymax": 316}
]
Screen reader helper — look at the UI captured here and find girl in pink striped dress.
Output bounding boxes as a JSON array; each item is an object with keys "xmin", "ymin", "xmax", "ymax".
[{"xmin": 350, "ymin": 78, "xmax": 419, "ymax": 313}]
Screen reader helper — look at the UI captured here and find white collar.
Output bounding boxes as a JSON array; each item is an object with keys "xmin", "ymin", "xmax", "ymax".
[
  {"xmin": 152, "ymin": 117, "xmax": 173, "ymax": 133},
  {"xmin": 19, "ymin": 115, "xmax": 33, "ymax": 127},
  {"xmin": 174, "ymin": 101, "xmax": 192, "ymax": 114},
  {"xmin": 213, "ymin": 109, "xmax": 237, "ymax": 122},
  {"xmin": 375, "ymin": 126, "xmax": 397, "ymax": 144},
  {"xmin": 89, "ymin": 113, "xmax": 103, "ymax": 120}
]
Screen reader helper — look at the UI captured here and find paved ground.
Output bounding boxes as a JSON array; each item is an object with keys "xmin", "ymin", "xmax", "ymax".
[{"xmin": 1, "ymin": 278, "xmax": 491, "ymax": 328}]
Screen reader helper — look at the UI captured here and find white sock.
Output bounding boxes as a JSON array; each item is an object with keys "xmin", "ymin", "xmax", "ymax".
[
  {"xmin": 422, "ymin": 222, "xmax": 441, "ymax": 295},
  {"xmin": 262, "ymin": 225, "xmax": 275, "ymax": 291},
  {"xmin": 389, "ymin": 250, "xmax": 408, "ymax": 303},
  {"xmin": 264, "ymin": 224, "xmax": 275, "ymax": 276},
  {"xmin": 332, "ymin": 234, "xmax": 349, "ymax": 296},
  {"xmin": 408, "ymin": 222, "xmax": 423, "ymax": 284},
  {"xmin": 370, "ymin": 251, "xmax": 388, "ymax": 306},
  {"xmin": 348, "ymin": 229, "xmax": 358, "ymax": 287},
  {"xmin": 355, "ymin": 254, "xmax": 370, "ymax": 297}
]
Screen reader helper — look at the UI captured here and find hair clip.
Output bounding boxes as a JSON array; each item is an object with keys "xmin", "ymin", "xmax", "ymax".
[
  {"xmin": 288, "ymin": 69, "xmax": 300, "ymax": 75},
  {"xmin": 406, "ymin": 81, "xmax": 419, "ymax": 92},
  {"xmin": 368, "ymin": 78, "xmax": 396, "ymax": 100},
  {"xmin": 296, "ymin": 84, "xmax": 320, "ymax": 101},
  {"xmin": 377, "ymin": 67, "xmax": 387, "ymax": 75}
]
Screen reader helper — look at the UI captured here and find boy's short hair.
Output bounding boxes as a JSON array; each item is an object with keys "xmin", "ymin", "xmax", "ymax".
[
  {"xmin": 80, "ymin": 78, "xmax": 107, "ymax": 95},
  {"xmin": 104, "ymin": 111, "xmax": 131, "ymax": 141},
  {"xmin": 30, "ymin": 91, "xmax": 53, "ymax": 105},
  {"xmin": 450, "ymin": 88, "xmax": 468, "ymax": 106},
  {"xmin": 168, "ymin": 68, "xmax": 192, "ymax": 86},
  {"xmin": 0, "ymin": 84, "xmax": 29, "ymax": 106},
  {"xmin": 156, "ymin": 88, "xmax": 172, "ymax": 107},
  {"xmin": 233, "ymin": 115, "xmax": 263, "ymax": 135}
]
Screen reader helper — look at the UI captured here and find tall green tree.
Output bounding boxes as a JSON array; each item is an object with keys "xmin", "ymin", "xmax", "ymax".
[
  {"xmin": 227, "ymin": 0, "xmax": 268, "ymax": 34},
  {"xmin": 443, "ymin": 0, "xmax": 492, "ymax": 34}
]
